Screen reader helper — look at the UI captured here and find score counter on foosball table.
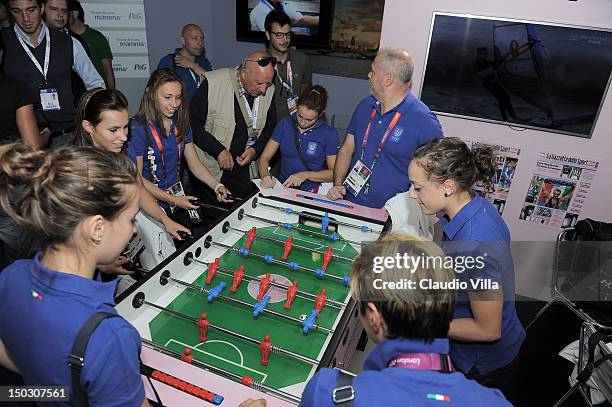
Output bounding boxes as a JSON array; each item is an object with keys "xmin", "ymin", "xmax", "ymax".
[{"xmin": 116, "ymin": 189, "xmax": 390, "ymax": 406}]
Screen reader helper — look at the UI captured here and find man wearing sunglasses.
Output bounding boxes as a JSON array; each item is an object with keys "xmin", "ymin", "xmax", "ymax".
[
  {"xmin": 190, "ymin": 51, "xmax": 277, "ymax": 207},
  {"xmin": 265, "ymin": 10, "xmax": 311, "ymax": 121}
]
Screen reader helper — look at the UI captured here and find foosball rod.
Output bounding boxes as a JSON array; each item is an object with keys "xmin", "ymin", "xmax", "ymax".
[
  {"xmin": 188, "ymin": 257, "xmax": 344, "ymax": 309},
  {"xmin": 137, "ymin": 292, "xmax": 321, "ymax": 365},
  {"xmin": 239, "ymin": 210, "xmax": 370, "ymax": 247},
  {"xmin": 210, "ymin": 240, "xmax": 346, "ymax": 284},
  {"xmin": 254, "ymin": 200, "xmax": 377, "ymax": 233},
  {"xmin": 227, "ymin": 225, "xmax": 353, "ymax": 262},
  {"xmin": 158, "ymin": 272, "xmax": 334, "ymax": 334},
  {"xmin": 142, "ymin": 338, "xmax": 301, "ymax": 405},
  {"xmin": 196, "ymin": 202, "xmax": 230, "ymax": 212}
]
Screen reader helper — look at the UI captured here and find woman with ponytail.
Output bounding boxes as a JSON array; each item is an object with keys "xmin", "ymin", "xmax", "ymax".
[
  {"xmin": 408, "ymin": 137, "xmax": 525, "ymax": 394},
  {"xmin": 127, "ymin": 69, "xmax": 232, "ymax": 228},
  {"xmin": 72, "ymin": 88, "xmax": 190, "ymax": 270},
  {"xmin": 258, "ymin": 84, "xmax": 339, "ymax": 193},
  {"xmin": 0, "ymin": 144, "xmax": 147, "ymax": 406}
]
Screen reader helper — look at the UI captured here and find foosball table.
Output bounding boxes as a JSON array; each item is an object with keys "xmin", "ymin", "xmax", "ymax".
[{"xmin": 116, "ymin": 188, "xmax": 389, "ymax": 406}]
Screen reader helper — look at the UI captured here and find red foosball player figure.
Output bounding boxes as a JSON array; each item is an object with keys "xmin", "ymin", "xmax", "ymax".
[
  {"xmin": 205, "ymin": 258, "xmax": 220, "ymax": 285},
  {"xmin": 257, "ymin": 272, "xmax": 271, "ymax": 300},
  {"xmin": 315, "ymin": 287, "xmax": 327, "ymax": 316},
  {"xmin": 241, "ymin": 376, "xmax": 254, "ymax": 387},
  {"xmin": 245, "ymin": 227, "xmax": 257, "ymax": 250},
  {"xmin": 322, "ymin": 245, "xmax": 333, "ymax": 271},
  {"xmin": 284, "ymin": 280, "xmax": 298, "ymax": 310},
  {"xmin": 230, "ymin": 265, "xmax": 245, "ymax": 292},
  {"xmin": 181, "ymin": 347, "xmax": 193, "ymax": 364},
  {"xmin": 281, "ymin": 236, "xmax": 294, "ymax": 260},
  {"xmin": 259, "ymin": 335, "xmax": 272, "ymax": 366},
  {"xmin": 197, "ymin": 312, "xmax": 209, "ymax": 342}
]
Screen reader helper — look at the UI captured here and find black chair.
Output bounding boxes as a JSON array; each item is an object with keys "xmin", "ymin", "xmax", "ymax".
[
  {"xmin": 553, "ymin": 322, "xmax": 612, "ymax": 406},
  {"xmin": 526, "ymin": 220, "xmax": 612, "ymax": 331}
]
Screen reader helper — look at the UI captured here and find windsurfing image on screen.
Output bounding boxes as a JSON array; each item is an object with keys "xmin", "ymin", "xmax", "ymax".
[{"xmin": 420, "ymin": 13, "xmax": 612, "ymax": 138}]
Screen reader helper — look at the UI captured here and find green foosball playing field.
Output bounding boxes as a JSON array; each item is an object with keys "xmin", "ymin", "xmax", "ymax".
[{"xmin": 148, "ymin": 224, "xmax": 359, "ymax": 391}]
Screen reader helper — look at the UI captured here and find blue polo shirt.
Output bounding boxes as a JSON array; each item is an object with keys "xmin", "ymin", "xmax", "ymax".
[
  {"xmin": 157, "ymin": 48, "xmax": 213, "ymax": 102},
  {"xmin": 345, "ymin": 92, "xmax": 443, "ymax": 208},
  {"xmin": 440, "ymin": 194, "xmax": 526, "ymax": 375},
  {"xmin": 127, "ymin": 117, "xmax": 193, "ymax": 191},
  {"xmin": 301, "ymin": 337, "xmax": 510, "ymax": 406},
  {"xmin": 0, "ymin": 255, "xmax": 144, "ymax": 406},
  {"xmin": 272, "ymin": 115, "xmax": 339, "ymax": 192}
]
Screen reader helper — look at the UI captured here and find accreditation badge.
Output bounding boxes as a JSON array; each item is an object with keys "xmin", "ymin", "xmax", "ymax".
[
  {"xmin": 165, "ymin": 181, "xmax": 202, "ymax": 223},
  {"xmin": 40, "ymin": 88, "xmax": 60, "ymax": 111},
  {"xmin": 343, "ymin": 160, "xmax": 372, "ymax": 197},
  {"xmin": 165, "ymin": 181, "xmax": 185, "ymax": 214},
  {"xmin": 286, "ymin": 95, "xmax": 298, "ymax": 115}
]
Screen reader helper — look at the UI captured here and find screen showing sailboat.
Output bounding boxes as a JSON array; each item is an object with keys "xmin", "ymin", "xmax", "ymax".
[{"xmin": 420, "ymin": 13, "xmax": 612, "ymax": 138}]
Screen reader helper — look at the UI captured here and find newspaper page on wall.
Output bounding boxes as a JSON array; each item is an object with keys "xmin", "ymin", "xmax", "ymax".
[
  {"xmin": 467, "ymin": 141, "xmax": 521, "ymax": 215},
  {"xmin": 519, "ymin": 151, "xmax": 599, "ymax": 229}
]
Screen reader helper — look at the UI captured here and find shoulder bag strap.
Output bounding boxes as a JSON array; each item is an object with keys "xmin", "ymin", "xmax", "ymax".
[
  {"xmin": 69, "ymin": 312, "xmax": 120, "ymax": 407},
  {"xmin": 333, "ymin": 368, "xmax": 356, "ymax": 405},
  {"xmin": 576, "ymin": 332, "xmax": 612, "ymax": 383},
  {"xmin": 292, "ymin": 123, "xmax": 312, "ymax": 172}
]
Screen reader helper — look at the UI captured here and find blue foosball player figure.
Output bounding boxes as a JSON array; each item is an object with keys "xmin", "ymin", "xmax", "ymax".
[
  {"xmin": 321, "ymin": 213, "xmax": 330, "ymax": 233},
  {"xmin": 253, "ymin": 295, "xmax": 271, "ymax": 317},
  {"xmin": 207, "ymin": 281, "xmax": 226, "ymax": 302},
  {"xmin": 302, "ymin": 309, "xmax": 318, "ymax": 334}
]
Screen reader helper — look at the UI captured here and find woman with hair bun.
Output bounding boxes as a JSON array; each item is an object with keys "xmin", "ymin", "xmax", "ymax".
[
  {"xmin": 408, "ymin": 137, "xmax": 525, "ymax": 393},
  {"xmin": 0, "ymin": 144, "xmax": 147, "ymax": 406},
  {"xmin": 258, "ymin": 84, "xmax": 339, "ymax": 193}
]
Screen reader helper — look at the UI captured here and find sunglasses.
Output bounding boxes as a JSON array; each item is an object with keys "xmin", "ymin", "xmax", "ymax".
[{"xmin": 244, "ymin": 56, "xmax": 277, "ymax": 68}]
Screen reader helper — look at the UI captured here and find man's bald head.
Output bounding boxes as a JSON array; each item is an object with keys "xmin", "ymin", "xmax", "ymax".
[
  {"xmin": 181, "ymin": 23, "xmax": 202, "ymax": 37},
  {"xmin": 181, "ymin": 23, "xmax": 204, "ymax": 57},
  {"xmin": 377, "ymin": 47, "xmax": 414, "ymax": 85},
  {"xmin": 239, "ymin": 51, "xmax": 275, "ymax": 97}
]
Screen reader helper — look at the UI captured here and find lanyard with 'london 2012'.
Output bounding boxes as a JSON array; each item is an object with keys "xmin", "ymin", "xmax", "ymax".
[
  {"xmin": 360, "ymin": 108, "xmax": 402, "ymax": 171},
  {"xmin": 147, "ymin": 124, "xmax": 182, "ymax": 187}
]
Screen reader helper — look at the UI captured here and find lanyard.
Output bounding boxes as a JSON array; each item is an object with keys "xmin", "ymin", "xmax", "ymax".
[
  {"xmin": 189, "ymin": 69, "xmax": 201, "ymax": 88},
  {"xmin": 388, "ymin": 353, "xmax": 454, "ymax": 373},
  {"xmin": 16, "ymin": 24, "xmax": 51, "ymax": 82},
  {"xmin": 360, "ymin": 108, "xmax": 402, "ymax": 170},
  {"xmin": 148, "ymin": 124, "xmax": 181, "ymax": 187},
  {"xmin": 275, "ymin": 60, "xmax": 293, "ymax": 95},
  {"xmin": 241, "ymin": 95, "xmax": 260, "ymax": 133}
]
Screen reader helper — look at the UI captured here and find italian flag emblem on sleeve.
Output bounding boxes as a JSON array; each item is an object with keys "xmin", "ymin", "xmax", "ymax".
[
  {"xmin": 30, "ymin": 290, "xmax": 43, "ymax": 301},
  {"xmin": 427, "ymin": 393, "xmax": 451, "ymax": 402}
]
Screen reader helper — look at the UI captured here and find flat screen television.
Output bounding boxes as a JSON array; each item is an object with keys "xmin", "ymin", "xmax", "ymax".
[
  {"xmin": 419, "ymin": 13, "xmax": 612, "ymax": 138},
  {"xmin": 236, "ymin": 0, "xmax": 333, "ymax": 48}
]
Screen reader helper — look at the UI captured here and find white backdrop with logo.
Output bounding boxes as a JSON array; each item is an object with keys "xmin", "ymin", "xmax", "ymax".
[{"xmin": 81, "ymin": 0, "xmax": 150, "ymax": 115}]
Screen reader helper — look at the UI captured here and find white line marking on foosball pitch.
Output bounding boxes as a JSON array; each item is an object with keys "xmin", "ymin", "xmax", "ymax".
[
  {"xmin": 271, "ymin": 227, "xmax": 348, "ymax": 252},
  {"xmin": 197, "ymin": 340, "xmax": 244, "ymax": 365},
  {"xmin": 165, "ymin": 339, "xmax": 268, "ymax": 383}
]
